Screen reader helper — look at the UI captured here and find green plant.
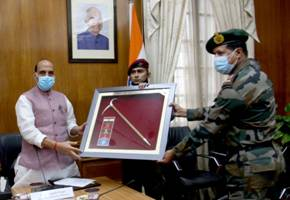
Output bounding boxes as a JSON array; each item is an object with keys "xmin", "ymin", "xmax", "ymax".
[{"xmin": 273, "ymin": 103, "xmax": 290, "ymax": 145}]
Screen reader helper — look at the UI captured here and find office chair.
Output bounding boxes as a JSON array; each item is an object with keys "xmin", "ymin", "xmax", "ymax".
[
  {"xmin": 176, "ymin": 144, "xmax": 290, "ymax": 200},
  {"xmin": 173, "ymin": 151, "xmax": 226, "ymax": 200},
  {"xmin": 0, "ymin": 133, "xmax": 22, "ymax": 187},
  {"xmin": 165, "ymin": 128, "xmax": 227, "ymax": 200},
  {"xmin": 162, "ymin": 127, "xmax": 224, "ymax": 200},
  {"xmin": 160, "ymin": 126, "xmax": 197, "ymax": 200}
]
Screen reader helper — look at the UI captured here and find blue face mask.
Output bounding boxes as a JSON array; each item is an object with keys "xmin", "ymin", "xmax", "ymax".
[
  {"xmin": 37, "ymin": 76, "xmax": 55, "ymax": 91},
  {"xmin": 214, "ymin": 50, "xmax": 237, "ymax": 74}
]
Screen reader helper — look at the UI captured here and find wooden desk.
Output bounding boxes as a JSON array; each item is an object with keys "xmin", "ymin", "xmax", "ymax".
[
  {"xmin": 12, "ymin": 176, "xmax": 153, "ymax": 200},
  {"xmin": 77, "ymin": 158, "xmax": 122, "ymax": 180}
]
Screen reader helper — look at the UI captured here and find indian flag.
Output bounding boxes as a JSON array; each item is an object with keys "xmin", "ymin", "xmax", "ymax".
[{"xmin": 129, "ymin": 0, "xmax": 147, "ymax": 67}]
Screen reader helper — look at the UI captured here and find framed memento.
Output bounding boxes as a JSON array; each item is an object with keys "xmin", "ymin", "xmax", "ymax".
[
  {"xmin": 80, "ymin": 84, "xmax": 176, "ymax": 160},
  {"xmin": 67, "ymin": 0, "xmax": 117, "ymax": 63}
]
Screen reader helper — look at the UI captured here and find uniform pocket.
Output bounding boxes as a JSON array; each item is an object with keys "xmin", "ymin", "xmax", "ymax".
[{"xmin": 241, "ymin": 147, "xmax": 277, "ymax": 173}]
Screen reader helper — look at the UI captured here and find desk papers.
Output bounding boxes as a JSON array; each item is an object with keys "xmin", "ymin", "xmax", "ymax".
[{"xmin": 53, "ymin": 178, "xmax": 96, "ymax": 188}]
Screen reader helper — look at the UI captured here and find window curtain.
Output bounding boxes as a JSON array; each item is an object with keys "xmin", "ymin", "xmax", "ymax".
[
  {"xmin": 172, "ymin": 0, "xmax": 220, "ymax": 128},
  {"xmin": 210, "ymin": 0, "xmax": 259, "ymax": 57},
  {"xmin": 142, "ymin": 0, "xmax": 189, "ymax": 83},
  {"xmin": 173, "ymin": 0, "xmax": 218, "ymax": 185}
]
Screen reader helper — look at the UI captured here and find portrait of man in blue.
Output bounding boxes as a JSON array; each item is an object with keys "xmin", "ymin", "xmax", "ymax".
[{"xmin": 77, "ymin": 6, "xmax": 109, "ymax": 50}]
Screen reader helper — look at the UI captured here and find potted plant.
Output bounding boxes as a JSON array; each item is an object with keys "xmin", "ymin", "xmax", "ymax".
[
  {"xmin": 273, "ymin": 103, "xmax": 290, "ymax": 146},
  {"xmin": 268, "ymin": 103, "xmax": 290, "ymax": 199}
]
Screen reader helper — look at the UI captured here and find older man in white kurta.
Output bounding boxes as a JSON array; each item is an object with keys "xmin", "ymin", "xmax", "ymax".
[{"xmin": 13, "ymin": 59, "xmax": 85, "ymax": 188}]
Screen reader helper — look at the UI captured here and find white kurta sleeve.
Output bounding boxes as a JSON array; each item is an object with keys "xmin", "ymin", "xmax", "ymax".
[
  {"xmin": 65, "ymin": 96, "xmax": 78, "ymax": 135},
  {"xmin": 15, "ymin": 95, "xmax": 46, "ymax": 148}
]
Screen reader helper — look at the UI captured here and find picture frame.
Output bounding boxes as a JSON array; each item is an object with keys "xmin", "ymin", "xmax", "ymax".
[
  {"xmin": 80, "ymin": 83, "xmax": 176, "ymax": 160},
  {"xmin": 67, "ymin": 0, "xmax": 117, "ymax": 63}
]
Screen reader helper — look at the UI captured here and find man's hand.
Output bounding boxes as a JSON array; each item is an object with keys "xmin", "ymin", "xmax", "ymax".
[
  {"xmin": 138, "ymin": 83, "xmax": 149, "ymax": 89},
  {"xmin": 42, "ymin": 138, "xmax": 81, "ymax": 160},
  {"xmin": 70, "ymin": 122, "xmax": 87, "ymax": 137},
  {"xmin": 158, "ymin": 149, "xmax": 176, "ymax": 164},
  {"xmin": 170, "ymin": 103, "xmax": 187, "ymax": 117},
  {"xmin": 55, "ymin": 141, "xmax": 81, "ymax": 160}
]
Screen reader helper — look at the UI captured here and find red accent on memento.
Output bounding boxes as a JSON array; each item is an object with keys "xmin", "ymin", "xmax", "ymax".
[
  {"xmin": 97, "ymin": 117, "xmax": 115, "ymax": 146},
  {"xmin": 90, "ymin": 93, "xmax": 164, "ymax": 150}
]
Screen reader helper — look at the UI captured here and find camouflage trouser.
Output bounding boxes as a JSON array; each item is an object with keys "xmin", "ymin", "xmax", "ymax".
[
  {"xmin": 225, "ymin": 144, "xmax": 285, "ymax": 200},
  {"xmin": 226, "ymin": 173, "xmax": 275, "ymax": 200}
]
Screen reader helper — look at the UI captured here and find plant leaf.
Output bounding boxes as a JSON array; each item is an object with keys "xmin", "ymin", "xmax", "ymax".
[
  {"xmin": 282, "ymin": 134, "xmax": 290, "ymax": 145},
  {"xmin": 275, "ymin": 122, "xmax": 283, "ymax": 130},
  {"xmin": 273, "ymin": 130, "xmax": 284, "ymax": 140},
  {"xmin": 285, "ymin": 103, "xmax": 290, "ymax": 112},
  {"xmin": 283, "ymin": 116, "xmax": 290, "ymax": 123}
]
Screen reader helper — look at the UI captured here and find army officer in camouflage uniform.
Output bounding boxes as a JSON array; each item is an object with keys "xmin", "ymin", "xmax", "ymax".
[{"xmin": 160, "ymin": 29, "xmax": 285, "ymax": 199}]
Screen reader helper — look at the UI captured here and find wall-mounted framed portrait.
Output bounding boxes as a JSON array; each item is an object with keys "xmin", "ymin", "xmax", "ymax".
[
  {"xmin": 80, "ymin": 84, "xmax": 176, "ymax": 160},
  {"xmin": 67, "ymin": 0, "xmax": 117, "ymax": 63}
]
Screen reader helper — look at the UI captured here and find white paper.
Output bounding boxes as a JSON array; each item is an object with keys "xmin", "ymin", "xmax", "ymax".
[
  {"xmin": 30, "ymin": 187, "xmax": 74, "ymax": 200},
  {"xmin": 53, "ymin": 178, "xmax": 95, "ymax": 187}
]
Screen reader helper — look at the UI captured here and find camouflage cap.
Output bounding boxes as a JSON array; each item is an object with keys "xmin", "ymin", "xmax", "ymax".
[
  {"xmin": 206, "ymin": 29, "xmax": 249, "ymax": 54},
  {"xmin": 128, "ymin": 59, "xmax": 149, "ymax": 75}
]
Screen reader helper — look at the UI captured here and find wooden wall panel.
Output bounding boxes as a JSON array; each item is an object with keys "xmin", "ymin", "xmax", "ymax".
[
  {"xmin": 283, "ymin": 1, "xmax": 290, "ymax": 107},
  {"xmin": 0, "ymin": 0, "xmax": 129, "ymax": 132},
  {"xmin": 254, "ymin": 0, "xmax": 290, "ymax": 114}
]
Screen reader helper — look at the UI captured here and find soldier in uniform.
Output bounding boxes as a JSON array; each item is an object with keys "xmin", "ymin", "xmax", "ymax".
[
  {"xmin": 122, "ymin": 59, "xmax": 163, "ymax": 199},
  {"xmin": 160, "ymin": 29, "xmax": 285, "ymax": 199},
  {"xmin": 123, "ymin": 59, "xmax": 195, "ymax": 200}
]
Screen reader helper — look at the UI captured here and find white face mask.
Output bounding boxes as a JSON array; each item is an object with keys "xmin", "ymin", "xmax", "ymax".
[{"xmin": 214, "ymin": 50, "xmax": 237, "ymax": 74}]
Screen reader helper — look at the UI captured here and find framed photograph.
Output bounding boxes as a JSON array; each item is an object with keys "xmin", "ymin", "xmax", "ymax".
[
  {"xmin": 80, "ymin": 84, "xmax": 176, "ymax": 160},
  {"xmin": 67, "ymin": 0, "xmax": 117, "ymax": 63}
]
